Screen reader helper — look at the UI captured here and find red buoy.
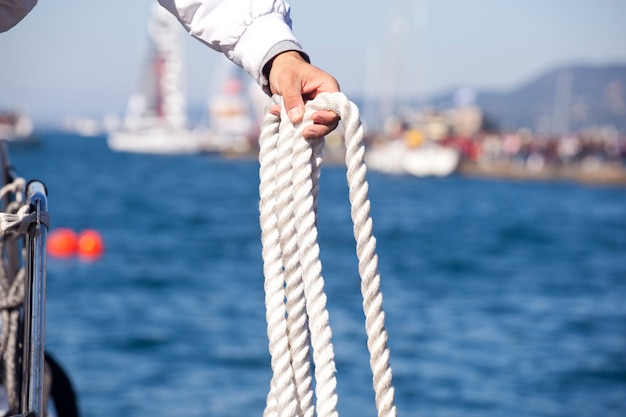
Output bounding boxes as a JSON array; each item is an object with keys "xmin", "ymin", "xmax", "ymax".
[
  {"xmin": 77, "ymin": 230, "xmax": 104, "ymax": 258},
  {"xmin": 47, "ymin": 228, "xmax": 78, "ymax": 257}
]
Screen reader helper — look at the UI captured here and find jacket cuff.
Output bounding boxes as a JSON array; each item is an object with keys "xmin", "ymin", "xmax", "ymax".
[
  {"xmin": 233, "ymin": 12, "xmax": 306, "ymax": 93},
  {"xmin": 259, "ymin": 42, "xmax": 310, "ymax": 96}
]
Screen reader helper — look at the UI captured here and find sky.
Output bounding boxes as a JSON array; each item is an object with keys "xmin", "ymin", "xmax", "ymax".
[{"xmin": 1, "ymin": 0, "xmax": 625, "ymax": 126}]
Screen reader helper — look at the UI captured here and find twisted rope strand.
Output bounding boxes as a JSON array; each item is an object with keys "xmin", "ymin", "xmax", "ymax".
[
  {"xmin": 0, "ymin": 177, "xmax": 28, "ymax": 413},
  {"xmin": 259, "ymin": 110, "xmax": 297, "ymax": 417},
  {"xmin": 275, "ymin": 112, "xmax": 315, "ymax": 417},
  {"xmin": 315, "ymin": 94, "xmax": 397, "ymax": 417},
  {"xmin": 287, "ymin": 108, "xmax": 338, "ymax": 417},
  {"xmin": 259, "ymin": 92, "xmax": 396, "ymax": 417}
]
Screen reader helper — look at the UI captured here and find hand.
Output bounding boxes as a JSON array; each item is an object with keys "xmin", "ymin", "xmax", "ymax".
[{"xmin": 268, "ymin": 51, "xmax": 340, "ymax": 139}]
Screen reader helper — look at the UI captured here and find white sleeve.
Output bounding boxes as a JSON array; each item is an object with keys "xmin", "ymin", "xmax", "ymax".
[
  {"xmin": 0, "ymin": 0, "xmax": 37, "ymax": 32},
  {"xmin": 157, "ymin": 0, "xmax": 306, "ymax": 91}
]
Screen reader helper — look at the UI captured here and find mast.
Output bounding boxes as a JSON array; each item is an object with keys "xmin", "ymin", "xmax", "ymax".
[
  {"xmin": 552, "ymin": 68, "xmax": 573, "ymax": 135},
  {"xmin": 149, "ymin": 3, "xmax": 187, "ymax": 129},
  {"xmin": 378, "ymin": 0, "xmax": 428, "ymax": 126},
  {"xmin": 124, "ymin": 2, "xmax": 187, "ymax": 130}
]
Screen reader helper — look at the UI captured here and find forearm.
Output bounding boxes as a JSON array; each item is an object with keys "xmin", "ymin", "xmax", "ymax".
[{"xmin": 158, "ymin": 0, "xmax": 306, "ymax": 92}]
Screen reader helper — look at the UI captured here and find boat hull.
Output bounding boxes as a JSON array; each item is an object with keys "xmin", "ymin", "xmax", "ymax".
[
  {"xmin": 366, "ymin": 142, "xmax": 460, "ymax": 177},
  {"xmin": 107, "ymin": 129, "xmax": 207, "ymax": 154}
]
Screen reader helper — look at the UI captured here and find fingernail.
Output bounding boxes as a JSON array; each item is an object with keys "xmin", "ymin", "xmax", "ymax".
[{"xmin": 288, "ymin": 107, "xmax": 302, "ymax": 122}]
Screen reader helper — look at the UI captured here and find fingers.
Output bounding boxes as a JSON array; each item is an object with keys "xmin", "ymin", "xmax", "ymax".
[
  {"xmin": 302, "ymin": 123, "xmax": 338, "ymax": 139},
  {"xmin": 302, "ymin": 110, "xmax": 340, "ymax": 139},
  {"xmin": 281, "ymin": 91, "xmax": 305, "ymax": 124},
  {"xmin": 311, "ymin": 110, "xmax": 339, "ymax": 127},
  {"xmin": 269, "ymin": 106, "xmax": 339, "ymax": 139},
  {"xmin": 269, "ymin": 104, "xmax": 280, "ymax": 116},
  {"xmin": 268, "ymin": 51, "xmax": 307, "ymax": 123},
  {"xmin": 267, "ymin": 50, "xmax": 341, "ymax": 139},
  {"xmin": 268, "ymin": 51, "xmax": 340, "ymax": 127},
  {"xmin": 282, "ymin": 94, "xmax": 305, "ymax": 124},
  {"xmin": 270, "ymin": 100, "xmax": 340, "ymax": 138}
]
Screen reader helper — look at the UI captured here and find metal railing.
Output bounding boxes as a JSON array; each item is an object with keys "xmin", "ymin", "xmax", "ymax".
[{"xmin": 0, "ymin": 141, "xmax": 49, "ymax": 417}]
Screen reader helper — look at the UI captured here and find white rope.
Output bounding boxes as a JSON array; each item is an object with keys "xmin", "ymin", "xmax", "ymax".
[
  {"xmin": 258, "ymin": 92, "xmax": 397, "ymax": 417},
  {"xmin": 0, "ymin": 176, "xmax": 29, "ymax": 412}
]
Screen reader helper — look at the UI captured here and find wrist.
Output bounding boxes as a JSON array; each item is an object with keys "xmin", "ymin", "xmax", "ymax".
[{"xmin": 263, "ymin": 50, "xmax": 310, "ymax": 85}]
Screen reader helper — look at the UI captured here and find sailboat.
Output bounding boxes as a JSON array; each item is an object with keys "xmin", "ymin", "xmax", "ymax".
[
  {"xmin": 366, "ymin": 139, "xmax": 460, "ymax": 177},
  {"xmin": 107, "ymin": 2, "xmax": 207, "ymax": 154},
  {"xmin": 0, "ymin": 110, "xmax": 36, "ymax": 143},
  {"xmin": 203, "ymin": 66, "xmax": 267, "ymax": 156}
]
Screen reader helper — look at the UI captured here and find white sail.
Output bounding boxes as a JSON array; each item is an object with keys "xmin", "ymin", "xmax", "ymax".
[
  {"xmin": 108, "ymin": 2, "xmax": 206, "ymax": 154},
  {"xmin": 0, "ymin": 110, "xmax": 36, "ymax": 143}
]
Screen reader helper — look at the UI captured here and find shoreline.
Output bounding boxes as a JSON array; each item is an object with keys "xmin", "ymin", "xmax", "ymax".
[
  {"xmin": 216, "ymin": 147, "xmax": 626, "ymax": 187},
  {"xmin": 457, "ymin": 160, "xmax": 626, "ymax": 187}
]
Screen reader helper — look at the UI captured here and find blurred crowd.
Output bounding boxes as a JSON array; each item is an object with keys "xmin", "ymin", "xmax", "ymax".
[
  {"xmin": 365, "ymin": 105, "xmax": 626, "ymax": 176},
  {"xmin": 442, "ymin": 128, "xmax": 626, "ymax": 172}
]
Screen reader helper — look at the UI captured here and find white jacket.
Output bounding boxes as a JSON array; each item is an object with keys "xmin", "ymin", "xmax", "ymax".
[
  {"xmin": 158, "ymin": 0, "xmax": 306, "ymax": 92},
  {"xmin": 1, "ymin": 0, "xmax": 306, "ymax": 91}
]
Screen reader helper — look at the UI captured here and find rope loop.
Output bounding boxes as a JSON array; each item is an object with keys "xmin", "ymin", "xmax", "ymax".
[
  {"xmin": 0, "ymin": 175, "xmax": 29, "ymax": 412},
  {"xmin": 259, "ymin": 92, "xmax": 397, "ymax": 417},
  {"xmin": 0, "ymin": 205, "xmax": 50, "ymax": 237}
]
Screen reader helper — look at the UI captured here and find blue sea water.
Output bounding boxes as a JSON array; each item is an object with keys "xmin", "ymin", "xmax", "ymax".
[{"xmin": 6, "ymin": 132, "xmax": 626, "ymax": 417}]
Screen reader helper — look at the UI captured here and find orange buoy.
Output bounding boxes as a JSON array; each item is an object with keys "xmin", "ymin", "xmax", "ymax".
[
  {"xmin": 77, "ymin": 230, "xmax": 104, "ymax": 258},
  {"xmin": 47, "ymin": 228, "xmax": 78, "ymax": 257}
]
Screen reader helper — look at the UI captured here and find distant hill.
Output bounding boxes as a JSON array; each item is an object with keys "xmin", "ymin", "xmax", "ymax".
[{"xmin": 426, "ymin": 63, "xmax": 626, "ymax": 134}]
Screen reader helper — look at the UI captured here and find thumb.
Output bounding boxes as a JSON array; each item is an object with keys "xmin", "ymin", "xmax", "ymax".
[{"xmin": 282, "ymin": 89, "xmax": 305, "ymax": 124}]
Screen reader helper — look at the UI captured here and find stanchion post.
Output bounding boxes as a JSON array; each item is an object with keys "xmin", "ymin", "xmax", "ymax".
[{"xmin": 21, "ymin": 180, "xmax": 48, "ymax": 417}]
